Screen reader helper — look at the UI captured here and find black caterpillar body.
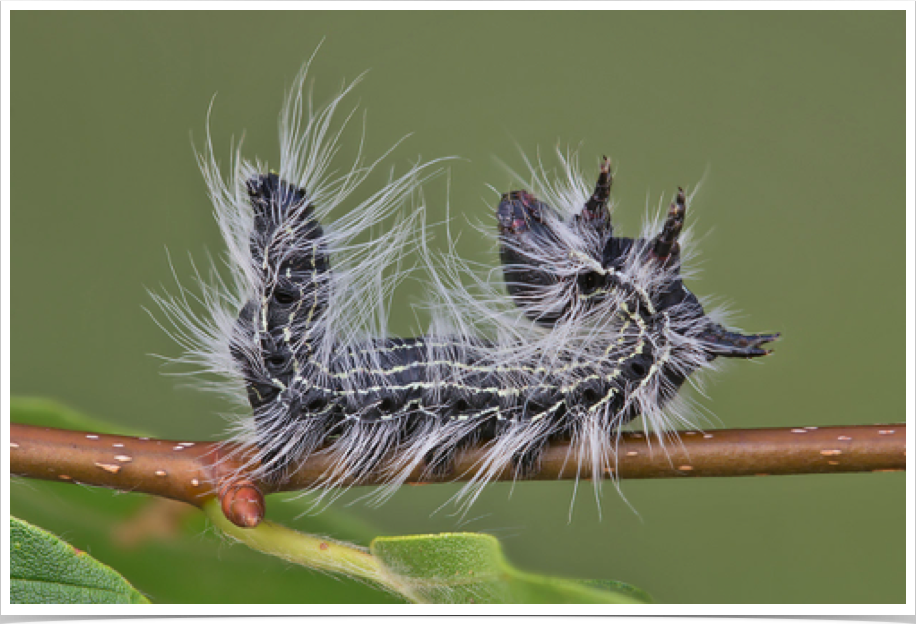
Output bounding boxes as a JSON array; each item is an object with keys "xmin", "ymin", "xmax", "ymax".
[{"xmin": 160, "ymin": 70, "xmax": 777, "ymax": 510}]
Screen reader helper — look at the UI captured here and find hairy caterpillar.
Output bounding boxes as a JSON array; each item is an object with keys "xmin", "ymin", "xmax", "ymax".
[{"xmin": 156, "ymin": 67, "xmax": 778, "ymax": 512}]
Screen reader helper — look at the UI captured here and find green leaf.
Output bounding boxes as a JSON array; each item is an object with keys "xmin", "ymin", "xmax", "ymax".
[
  {"xmin": 205, "ymin": 502, "xmax": 646, "ymax": 604},
  {"xmin": 11, "ymin": 396, "xmax": 396, "ymax": 603},
  {"xmin": 10, "ymin": 516, "xmax": 150, "ymax": 604},
  {"xmin": 371, "ymin": 532, "xmax": 649, "ymax": 604}
]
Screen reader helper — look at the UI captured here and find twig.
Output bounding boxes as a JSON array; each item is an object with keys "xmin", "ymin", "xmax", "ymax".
[{"xmin": 9, "ymin": 422, "xmax": 906, "ymax": 528}]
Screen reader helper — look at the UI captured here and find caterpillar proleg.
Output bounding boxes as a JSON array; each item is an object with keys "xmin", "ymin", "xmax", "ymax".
[{"xmin": 155, "ymin": 66, "xmax": 778, "ymax": 513}]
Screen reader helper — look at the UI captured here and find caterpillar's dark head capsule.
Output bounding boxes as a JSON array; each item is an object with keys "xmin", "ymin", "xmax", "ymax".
[{"xmin": 497, "ymin": 190, "xmax": 568, "ymax": 324}]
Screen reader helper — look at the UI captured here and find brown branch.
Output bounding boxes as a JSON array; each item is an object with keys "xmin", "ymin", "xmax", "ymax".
[{"xmin": 10, "ymin": 422, "xmax": 906, "ymax": 528}]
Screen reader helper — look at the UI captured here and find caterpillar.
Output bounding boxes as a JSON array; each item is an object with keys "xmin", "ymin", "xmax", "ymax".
[{"xmin": 155, "ymin": 66, "xmax": 778, "ymax": 512}]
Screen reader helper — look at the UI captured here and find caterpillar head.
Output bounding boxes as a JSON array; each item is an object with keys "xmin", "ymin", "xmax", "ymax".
[{"xmin": 497, "ymin": 157, "xmax": 778, "ymax": 360}]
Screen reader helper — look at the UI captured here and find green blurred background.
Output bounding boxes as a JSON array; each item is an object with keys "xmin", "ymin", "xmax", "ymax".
[{"xmin": 10, "ymin": 11, "xmax": 904, "ymax": 603}]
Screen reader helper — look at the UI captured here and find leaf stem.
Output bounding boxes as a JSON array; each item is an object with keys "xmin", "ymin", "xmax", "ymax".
[{"xmin": 202, "ymin": 499, "xmax": 391, "ymax": 588}]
